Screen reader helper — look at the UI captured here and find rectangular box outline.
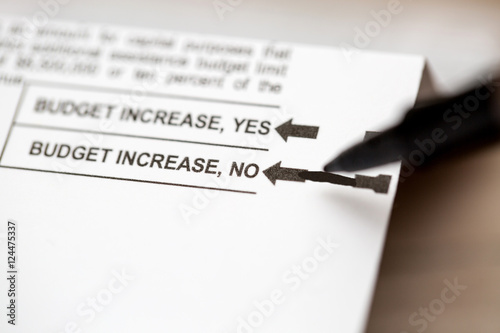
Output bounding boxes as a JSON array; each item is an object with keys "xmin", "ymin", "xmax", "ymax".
[{"xmin": 0, "ymin": 81, "xmax": 280, "ymax": 194}]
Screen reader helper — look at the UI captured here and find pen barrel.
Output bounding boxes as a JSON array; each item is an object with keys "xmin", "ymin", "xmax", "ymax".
[{"xmin": 398, "ymin": 83, "xmax": 500, "ymax": 163}]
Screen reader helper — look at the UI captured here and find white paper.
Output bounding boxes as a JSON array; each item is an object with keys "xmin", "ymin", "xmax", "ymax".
[{"xmin": 0, "ymin": 16, "xmax": 423, "ymax": 333}]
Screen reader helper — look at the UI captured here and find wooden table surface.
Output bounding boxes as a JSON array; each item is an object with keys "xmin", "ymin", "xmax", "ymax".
[{"xmin": 366, "ymin": 134, "xmax": 500, "ymax": 332}]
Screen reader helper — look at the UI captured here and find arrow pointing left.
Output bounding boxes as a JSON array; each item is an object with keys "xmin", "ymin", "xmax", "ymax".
[
  {"xmin": 275, "ymin": 119, "xmax": 319, "ymax": 142},
  {"xmin": 263, "ymin": 161, "xmax": 392, "ymax": 193},
  {"xmin": 262, "ymin": 162, "xmax": 306, "ymax": 185}
]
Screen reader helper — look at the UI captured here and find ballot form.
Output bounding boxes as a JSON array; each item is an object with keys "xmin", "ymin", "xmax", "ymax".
[{"xmin": 0, "ymin": 16, "xmax": 423, "ymax": 333}]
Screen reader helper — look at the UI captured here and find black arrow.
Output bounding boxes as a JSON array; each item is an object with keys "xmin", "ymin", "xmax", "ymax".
[
  {"xmin": 263, "ymin": 162, "xmax": 306, "ymax": 185},
  {"xmin": 263, "ymin": 162, "xmax": 391, "ymax": 194},
  {"xmin": 275, "ymin": 119, "xmax": 319, "ymax": 142}
]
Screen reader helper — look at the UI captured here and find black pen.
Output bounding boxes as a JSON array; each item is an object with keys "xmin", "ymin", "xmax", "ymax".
[{"xmin": 324, "ymin": 77, "xmax": 500, "ymax": 174}]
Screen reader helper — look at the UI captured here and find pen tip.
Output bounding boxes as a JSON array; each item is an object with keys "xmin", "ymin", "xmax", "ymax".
[{"xmin": 324, "ymin": 160, "xmax": 343, "ymax": 172}]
